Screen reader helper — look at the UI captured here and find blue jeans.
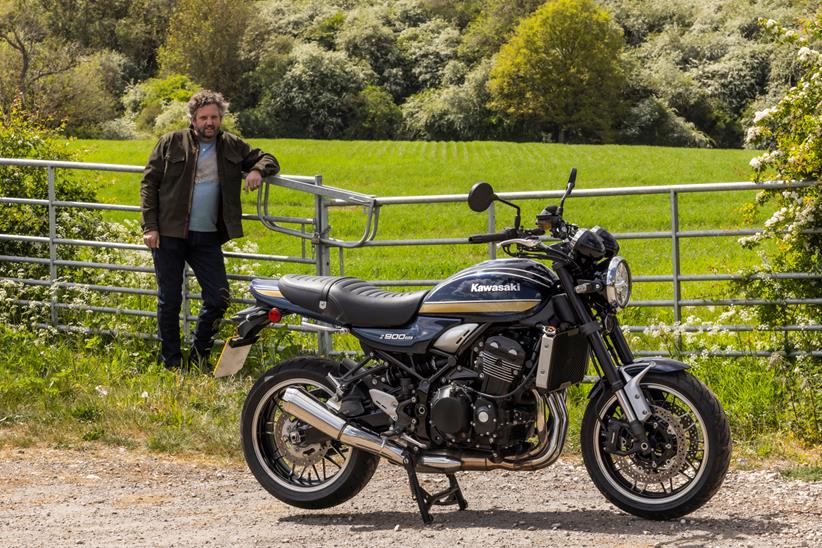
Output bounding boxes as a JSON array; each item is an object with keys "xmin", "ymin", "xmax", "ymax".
[{"xmin": 151, "ymin": 231, "xmax": 230, "ymax": 366}]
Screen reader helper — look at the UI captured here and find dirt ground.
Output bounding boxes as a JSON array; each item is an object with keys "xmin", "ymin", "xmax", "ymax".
[{"xmin": 0, "ymin": 446, "xmax": 819, "ymax": 547}]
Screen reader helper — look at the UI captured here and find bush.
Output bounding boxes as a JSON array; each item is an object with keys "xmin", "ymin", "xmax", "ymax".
[
  {"xmin": 346, "ymin": 85, "xmax": 402, "ymax": 140},
  {"xmin": 618, "ymin": 96, "xmax": 712, "ymax": 147},
  {"xmin": 0, "ymin": 104, "xmax": 100, "ymax": 280},
  {"xmin": 741, "ymin": 14, "xmax": 822, "ymax": 443},
  {"xmin": 120, "ymin": 74, "xmax": 202, "ymax": 137},
  {"xmin": 241, "ymin": 43, "xmax": 373, "ymax": 138},
  {"xmin": 401, "ymin": 60, "xmax": 498, "ymax": 141}
]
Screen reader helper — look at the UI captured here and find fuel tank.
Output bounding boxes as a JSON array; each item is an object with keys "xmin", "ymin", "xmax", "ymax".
[{"xmin": 419, "ymin": 258, "xmax": 559, "ymax": 320}]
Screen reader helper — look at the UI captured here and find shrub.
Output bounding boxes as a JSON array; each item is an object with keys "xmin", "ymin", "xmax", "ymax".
[
  {"xmin": 346, "ymin": 85, "xmax": 402, "ymax": 140},
  {"xmin": 0, "ymin": 104, "xmax": 100, "ymax": 280},
  {"xmin": 242, "ymin": 43, "xmax": 373, "ymax": 138},
  {"xmin": 401, "ymin": 60, "xmax": 498, "ymax": 141},
  {"xmin": 741, "ymin": 14, "xmax": 822, "ymax": 443},
  {"xmin": 120, "ymin": 74, "xmax": 202, "ymax": 137}
]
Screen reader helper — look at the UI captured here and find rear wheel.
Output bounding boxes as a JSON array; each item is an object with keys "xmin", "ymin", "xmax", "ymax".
[
  {"xmin": 241, "ymin": 357, "xmax": 379, "ymax": 509},
  {"xmin": 581, "ymin": 371, "xmax": 731, "ymax": 519}
]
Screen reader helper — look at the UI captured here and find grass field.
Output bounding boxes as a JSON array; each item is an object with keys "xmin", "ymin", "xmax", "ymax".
[
  {"xmin": 70, "ymin": 139, "xmax": 765, "ymax": 329},
  {"xmin": 4, "ymin": 139, "xmax": 820, "ymax": 464}
]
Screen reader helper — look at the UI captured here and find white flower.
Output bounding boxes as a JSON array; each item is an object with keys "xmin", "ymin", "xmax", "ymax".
[
  {"xmin": 745, "ymin": 126, "xmax": 762, "ymax": 143},
  {"xmin": 95, "ymin": 385, "xmax": 109, "ymax": 397},
  {"xmin": 753, "ymin": 107, "xmax": 775, "ymax": 123},
  {"xmin": 749, "ymin": 157, "xmax": 763, "ymax": 170},
  {"xmin": 141, "ymin": 391, "xmax": 149, "ymax": 399}
]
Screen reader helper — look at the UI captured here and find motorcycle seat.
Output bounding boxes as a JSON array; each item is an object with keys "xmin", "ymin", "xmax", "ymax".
[{"xmin": 277, "ymin": 274, "xmax": 429, "ymax": 328}]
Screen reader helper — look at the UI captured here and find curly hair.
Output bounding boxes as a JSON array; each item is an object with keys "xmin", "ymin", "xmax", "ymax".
[{"xmin": 187, "ymin": 90, "xmax": 229, "ymax": 119}]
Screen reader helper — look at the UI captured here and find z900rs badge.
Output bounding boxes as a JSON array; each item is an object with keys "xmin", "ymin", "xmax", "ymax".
[
  {"xmin": 470, "ymin": 282, "xmax": 521, "ymax": 292},
  {"xmin": 380, "ymin": 333, "xmax": 413, "ymax": 340}
]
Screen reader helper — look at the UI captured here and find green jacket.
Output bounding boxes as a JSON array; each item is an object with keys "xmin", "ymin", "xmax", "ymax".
[{"xmin": 140, "ymin": 129, "xmax": 279, "ymax": 241}]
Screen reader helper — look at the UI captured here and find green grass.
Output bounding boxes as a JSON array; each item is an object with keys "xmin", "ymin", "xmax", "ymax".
[
  {"xmin": 71, "ymin": 139, "xmax": 763, "ymax": 303},
  {"xmin": 780, "ymin": 466, "xmax": 822, "ymax": 481},
  {"xmin": 68, "ymin": 138, "xmax": 771, "ymax": 352},
  {"xmin": 6, "ymin": 139, "xmax": 816, "ymax": 461}
]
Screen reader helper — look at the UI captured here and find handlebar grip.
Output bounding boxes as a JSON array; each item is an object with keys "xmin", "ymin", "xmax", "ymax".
[{"xmin": 468, "ymin": 231, "xmax": 512, "ymax": 243}]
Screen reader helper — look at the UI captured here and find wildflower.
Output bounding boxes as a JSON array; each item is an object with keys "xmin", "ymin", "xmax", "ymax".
[
  {"xmin": 749, "ymin": 156, "xmax": 763, "ymax": 170},
  {"xmin": 744, "ymin": 126, "xmax": 761, "ymax": 144},
  {"xmin": 753, "ymin": 107, "xmax": 775, "ymax": 123},
  {"xmin": 95, "ymin": 385, "xmax": 109, "ymax": 397}
]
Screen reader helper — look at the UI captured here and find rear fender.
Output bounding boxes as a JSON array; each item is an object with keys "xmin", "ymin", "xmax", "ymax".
[
  {"xmin": 587, "ymin": 357, "xmax": 690, "ymax": 402},
  {"xmin": 230, "ymin": 305, "xmax": 271, "ymax": 341}
]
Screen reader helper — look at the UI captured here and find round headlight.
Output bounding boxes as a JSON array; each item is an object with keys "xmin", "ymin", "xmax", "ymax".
[{"xmin": 605, "ymin": 256, "xmax": 631, "ymax": 310}]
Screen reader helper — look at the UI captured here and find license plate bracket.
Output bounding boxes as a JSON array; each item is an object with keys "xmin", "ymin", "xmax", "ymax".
[{"xmin": 213, "ymin": 338, "xmax": 253, "ymax": 378}]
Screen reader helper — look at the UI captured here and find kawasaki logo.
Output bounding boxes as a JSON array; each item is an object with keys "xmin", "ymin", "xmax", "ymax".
[{"xmin": 470, "ymin": 282, "xmax": 521, "ymax": 292}]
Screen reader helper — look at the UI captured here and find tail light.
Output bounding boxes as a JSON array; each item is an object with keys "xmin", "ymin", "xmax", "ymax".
[{"xmin": 267, "ymin": 308, "xmax": 282, "ymax": 323}]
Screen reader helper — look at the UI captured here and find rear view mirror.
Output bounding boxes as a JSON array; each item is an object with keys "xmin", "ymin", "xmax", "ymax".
[{"xmin": 468, "ymin": 181, "xmax": 496, "ymax": 212}]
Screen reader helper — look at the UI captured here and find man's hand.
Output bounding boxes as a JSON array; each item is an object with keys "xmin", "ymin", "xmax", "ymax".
[
  {"xmin": 244, "ymin": 170, "xmax": 263, "ymax": 192},
  {"xmin": 144, "ymin": 230, "xmax": 160, "ymax": 249}
]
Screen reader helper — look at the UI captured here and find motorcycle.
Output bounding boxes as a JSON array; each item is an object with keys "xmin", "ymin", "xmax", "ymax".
[{"xmin": 220, "ymin": 169, "xmax": 731, "ymax": 524}]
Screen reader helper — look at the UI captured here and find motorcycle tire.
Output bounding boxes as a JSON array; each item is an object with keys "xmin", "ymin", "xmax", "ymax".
[
  {"xmin": 581, "ymin": 371, "xmax": 731, "ymax": 520},
  {"xmin": 241, "ymin": 356, "xmax": 379, "ymax": 509}
]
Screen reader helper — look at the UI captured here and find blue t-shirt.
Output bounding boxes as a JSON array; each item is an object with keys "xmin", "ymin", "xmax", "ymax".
[{"xmin": 189, "ymin": 140, "xmax": 220, "ymax": 232}]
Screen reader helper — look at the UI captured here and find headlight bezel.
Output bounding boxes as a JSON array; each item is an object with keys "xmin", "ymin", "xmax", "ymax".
[{"xmin": 605, "ymin": 256, "xmax": 632, "ymax": 310}]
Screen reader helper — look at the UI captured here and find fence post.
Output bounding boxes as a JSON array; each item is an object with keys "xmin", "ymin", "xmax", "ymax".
[
  {"xmin": 47, "ymin": 166, "xmax": 58, "ymax": 326},
  {"xmin": 314, "ymin": 175, "xmax": 332, "ymax": 356},
  {"xmin": 670, "ymin": 190, "xmax": 682, "ymax": 350},
  {"xmin": 487, "ymin": 202, "xmax": 496, "ymax": 260}
]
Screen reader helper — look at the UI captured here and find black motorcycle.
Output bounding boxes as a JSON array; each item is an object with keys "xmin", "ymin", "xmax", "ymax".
[{"xmin": 221, "ymin": 169, "xmax": 731, "ymax": 524}]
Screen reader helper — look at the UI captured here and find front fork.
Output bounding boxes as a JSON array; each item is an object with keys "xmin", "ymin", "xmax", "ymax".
[{"xmin": 555, "ymin": 266, "xmax": 653, "ymax": 448}]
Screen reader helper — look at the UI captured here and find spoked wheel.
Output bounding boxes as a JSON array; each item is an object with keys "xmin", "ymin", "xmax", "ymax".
[
  {"xmin": 581, "ymin": 371, "xmax": 731, "ymax": 520},
  {"xmin": 241, "ymin": 357, "xmax": 379, "ymax": 509}
]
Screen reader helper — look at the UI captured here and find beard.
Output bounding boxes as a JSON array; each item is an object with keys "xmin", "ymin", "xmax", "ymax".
[{"xmin": 196, "ymin": 124, "xmax": 218, "ymax": 139}]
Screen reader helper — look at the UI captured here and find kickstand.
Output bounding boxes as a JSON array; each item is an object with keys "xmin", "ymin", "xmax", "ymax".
[{"xmin": 402, "ymin": 450, "xmax": 468, "ymax": 524}]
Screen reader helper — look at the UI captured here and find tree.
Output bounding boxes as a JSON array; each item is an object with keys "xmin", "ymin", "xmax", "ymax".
[
  {"xmin": 240, "ymin": 43, "xmax": 373, "ymax": 138},
  {"xmin": 0, "ymin": 0, "xmax": 78, "ymax": 108},
  {"xmin": 346, "ymin": 85, "xmax": 402, "ymax": 139},
  {"xmin": 336, "ymin": 10, "xmax": 407, "ymax": 98},
  {"xmin": 38, "ymin": 0, "xmax": 175, "ymax": 80},
  {"xmin": 157, "ymin": 0, "xmax": 251, "ymax": 101},
  {"xmin": 459, "ymin": 0, "xmax": 544, "ymax": 63},
  {"xmin": 488, "ymin": 0, "xmax": 625, "ymax": 143},
  {"xmin": 401, "ymin": 59, "xmax": 498, "ymax": 140},
  {"xmin": 398, "ymin": 18, "xmax": 461, "ymax": 93}
]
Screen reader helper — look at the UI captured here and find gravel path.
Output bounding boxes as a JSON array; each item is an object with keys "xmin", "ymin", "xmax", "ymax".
[{"xmin": 0, "ymin": 446, "xmax": 819, "ymax": 547}]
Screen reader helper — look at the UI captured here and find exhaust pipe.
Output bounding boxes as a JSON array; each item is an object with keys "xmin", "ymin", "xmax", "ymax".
[
  {"xmin": 280, "ymin": 387, "xmax": 567, "ymax": 473},
  {"xmin": 280, "ymin": 387, "xmax": 409, "ymax": 466}
]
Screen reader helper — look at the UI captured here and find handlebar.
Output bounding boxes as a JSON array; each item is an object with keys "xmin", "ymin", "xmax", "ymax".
[{"xmin": 468, "ymin": 229, "xmax": 518, "ymax": 243}]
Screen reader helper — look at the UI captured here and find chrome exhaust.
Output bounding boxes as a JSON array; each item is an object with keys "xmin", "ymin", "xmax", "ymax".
[
  {"xmin": 280, "ymin": 387, "xmax": 567, "ymax": 473},
  {"xmin": 280, "ymin": 387, "xmax": 409, "ymax": 466}
]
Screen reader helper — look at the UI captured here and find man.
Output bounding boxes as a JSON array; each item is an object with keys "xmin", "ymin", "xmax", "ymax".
[{"xmin": 140, "ymin": 90, "xmax": 279, "ymax": 370}]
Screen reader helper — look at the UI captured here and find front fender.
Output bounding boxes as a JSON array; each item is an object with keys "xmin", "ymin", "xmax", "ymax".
[{"xmin": 587, "ymin": 357, "xmax": 690, "ymax": 402}]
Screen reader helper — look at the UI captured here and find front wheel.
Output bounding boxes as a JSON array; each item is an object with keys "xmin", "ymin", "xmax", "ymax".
[{"xmin": 581, "ymin": 371, "xmax": 731, "ymax": 520}]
